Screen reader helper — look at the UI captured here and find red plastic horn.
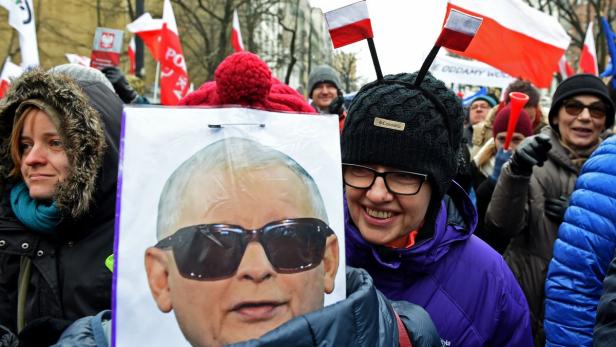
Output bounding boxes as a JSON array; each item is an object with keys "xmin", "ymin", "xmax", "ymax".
[{"xmin": 504, "ymin": 92, "xmax": 529, "ymax": 151}]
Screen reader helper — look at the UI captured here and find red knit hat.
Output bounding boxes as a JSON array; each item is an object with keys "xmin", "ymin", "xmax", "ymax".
[
  {"xmin": 492, "ymin": 105, "xmax": 533, "ymax": 138},
  {"xmin": 179, "ymin": 52, "xmax": 316, "ymax": 114}
]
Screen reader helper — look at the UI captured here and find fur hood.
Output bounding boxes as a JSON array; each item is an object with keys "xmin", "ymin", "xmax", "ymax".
[{"xmin": 0, "ymin": 69, "xmax": 114, "ymax": 218}]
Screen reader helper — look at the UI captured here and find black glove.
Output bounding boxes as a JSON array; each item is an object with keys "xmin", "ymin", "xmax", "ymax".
[
  {"xmin": 509, "ymin": 134, "xmax": 552, "ymax": 176},
  {"xmin": 545, "ymin": 195, "xmax": 569, "ymax": 224},
  {"xmin": 328, "ymin": 96, "xmax": 346, "ymax": 118},
  {"xmin": 102, "ymin": 67, "xmax": 138, "ymax": 104}
]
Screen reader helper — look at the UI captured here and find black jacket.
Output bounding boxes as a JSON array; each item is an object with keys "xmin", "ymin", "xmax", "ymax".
[
  {"xmin": 0, "ymin": 70, "xmax": 122, "ymax": 346},
  {"xmin": 229, "ymin": 267, "xmax": 441, "ymax": 347},
  {"xmin": 594, "ymin": 252, "xmax": 616, "ymax": 347}
]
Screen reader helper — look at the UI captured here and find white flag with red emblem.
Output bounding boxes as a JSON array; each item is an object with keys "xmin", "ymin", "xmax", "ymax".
[
  {"xmin": 159, "ymin": 0, "xmax": 189, "ymax": 105},
  {"xmin": 558, "ymin": 54, "xmax": 574, "ymax": 79},
  {"xmin": 324, "ymin": 1, "xmax": 374, "ymax": 48},
  {"xmin": 0, "ymin": 0, "xmax": 39, "ymax": 68},
  {"xmin": 445, "ymin": 0, "xmax": 570, "ymax": 88},
  {"xmin": 127, "ymin": 13, "xmax": 163, "ymax": 61},
  {"xmin": 0, "ymin": 59, "xmax": 23, "ymax": 98},
  {"xmin": 128, "ymin": 36, "xmax": 136, "ymax": 74},
  {"xmin": 231, "ymin": 9, "xmax": 244, "ymax": 52},
  {"xmin": 579, "ymin": 21, "xmax": 598, "ymax": 75},
  {"xmin": 436, "ymin": 9, "xmax": 483, "ymax": 51}
]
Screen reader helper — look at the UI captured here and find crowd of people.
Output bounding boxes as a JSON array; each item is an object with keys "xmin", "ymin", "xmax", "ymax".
[{"xmin": 0, "ymin": 50, "xmax": 615, "ymax": 347}]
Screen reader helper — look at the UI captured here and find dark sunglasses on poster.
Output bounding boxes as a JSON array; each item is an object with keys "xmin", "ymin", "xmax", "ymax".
[
  {"xmin": 155, "ymin": 218, "xmax": 334, "ymax": 281},
  {"xmin": 563, "ymin": 99, "xmax": 607, "ymax": 119}
]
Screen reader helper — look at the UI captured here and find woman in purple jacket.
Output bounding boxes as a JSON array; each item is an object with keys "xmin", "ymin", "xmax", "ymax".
[{"xmin": 341, "ymin": 72, "xmax": 533, "ymax": 346}]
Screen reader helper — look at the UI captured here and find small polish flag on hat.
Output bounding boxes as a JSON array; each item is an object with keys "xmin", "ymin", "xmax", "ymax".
[
  {"xmin": 231, "ymin": 9, "xmax": 244, "ymax": 52},
  {"xmin": 325, "ymin": 1, "xmax": 373, "ymax": 49},
  {"xmin": 436, "ymin": 9, "xmax": 483, "ymax": 52}
]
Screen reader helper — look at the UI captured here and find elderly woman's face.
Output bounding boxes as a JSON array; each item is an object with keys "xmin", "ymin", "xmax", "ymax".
[
  {"xmin": 555, "ymin": 94, "xmax": 607, "ymax": 150},
  {"xmin": 18, "ymin": 109, "xmax": 69, "ymax": 200}
]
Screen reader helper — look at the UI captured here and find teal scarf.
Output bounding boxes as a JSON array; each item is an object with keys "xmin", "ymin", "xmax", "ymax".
[{"xmin": 10, "ymin": 182, "xmax": 61, "ymax": 233}]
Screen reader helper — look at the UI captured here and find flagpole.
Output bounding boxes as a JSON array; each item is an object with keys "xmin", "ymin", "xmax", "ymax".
[
  {"xmin": 415, "ymin": 45, "xmax": 440, "ymax": 86},
  {"xmin": 153, "ymin": 61, "xmax": 160, "ymax": 101},
  {"xmin": 367, "ymin": 38, "xmax": 383, "ymax": 81}
]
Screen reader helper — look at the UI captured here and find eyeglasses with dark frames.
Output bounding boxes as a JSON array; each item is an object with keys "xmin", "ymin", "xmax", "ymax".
[
  {"xmin": 562, "ymin": 99, "xmax": 607, "ymax": 119},
  {"xmin": 342, "ymin": 163, "xmax": 427, "ymax": 196},
  {"xmin": 155, "ymin": 218, "xmax": 334, "ymax": 281}
]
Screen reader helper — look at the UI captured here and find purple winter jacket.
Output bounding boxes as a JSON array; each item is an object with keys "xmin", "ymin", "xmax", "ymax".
[{"xmin": 345, "ymin": 182, "xmax": 533, "ymax": 347}]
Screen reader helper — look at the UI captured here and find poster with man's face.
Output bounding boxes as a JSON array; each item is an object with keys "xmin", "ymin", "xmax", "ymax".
[{"xmin": 113, "ymin": 107, "xmax": 344, "ymax": 347}]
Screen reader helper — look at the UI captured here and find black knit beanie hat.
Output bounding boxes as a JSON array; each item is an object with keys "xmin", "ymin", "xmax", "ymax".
[
  {"xmin": 549, "ymin": 74, "xmax": 615, "ymax": 132},
  {"xmin": 341, "ymin": 72, "xmax": 465, "ymax": 201}
]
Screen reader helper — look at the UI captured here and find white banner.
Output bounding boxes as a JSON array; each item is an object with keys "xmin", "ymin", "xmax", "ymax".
[
  {"xmin": 429, "ymin": 53, "xmax": 515, "ymax": 89},
  {"xmin": 114, "ymin": 107, "xmax": 345, "ymax": 346},
  {"xmin": 0, "ymin": 0, "xmax": 39, "ymax": 67}
]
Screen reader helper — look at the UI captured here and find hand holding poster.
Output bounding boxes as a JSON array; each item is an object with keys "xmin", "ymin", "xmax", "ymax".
[{"xmin": 114, "ymin": 107, "xmax": 344, "ymax": 346}]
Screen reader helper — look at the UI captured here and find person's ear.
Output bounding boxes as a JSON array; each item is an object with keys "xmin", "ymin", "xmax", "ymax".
[
  {"xmin": 322, "ymin": 234, "xmax": 339, "ymax": 294},
  {"xmin": 144, "ymin": 247, "xmax": 173, "ymax": 313}
]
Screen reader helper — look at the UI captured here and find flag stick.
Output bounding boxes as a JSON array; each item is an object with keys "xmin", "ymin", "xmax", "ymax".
[
  {"xmin": 153, "ymin": 61, "xmax": 160, "ymax": 101},
  {"xmin": 367, "ymin": 38, "xmax": 383, "ymax": 81},
  {"xmin": 415, "ymin": 45, "xmax": 440, "ymax": 86}
]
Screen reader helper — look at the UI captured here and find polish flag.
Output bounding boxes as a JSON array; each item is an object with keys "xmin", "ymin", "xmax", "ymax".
[
  {"xmin": 159, "ymin": 0, "xmax": 189, "ymax": 105},
  {"xmin": 127, "ymin": 13, "xmax": 163, "ymax": 61},
  {"xmin": 436, "ymin": 9, "xmax": 483, "ymax": 51},
  {"xmin": 128, "ymin": 36, "xmax": 136, "ymax": 74},
  {"xmin": 325, "ymin": 1, "xmax": 373, "ymax": 49},
  {"xmin": 65, "ymin": 53, "xmax": 91, "ymax": 67},
  {"xmin": 231, "ymin": 10, "xmax": 244, "ymax": 52},
  {"xmin": 579, "ymin": 21, "xmax": 598, "ymax": 75},
  {"xmin": 446, "ymin": 0, "xmax": 570, "ymax": 88},
  {"xmin": 558, "ymin": 54, "xmax": 574, "ymax": 79},
  {"xmin": 0, "ymin": 59, "xmax": 23, "ymax": 98}
]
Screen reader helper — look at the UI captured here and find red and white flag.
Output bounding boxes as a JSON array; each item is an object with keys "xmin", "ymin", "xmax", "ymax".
[
  {"xmin": 231, "ymin": 9, "xmax": 244, "ymax": 52},
  {"xmin": 0, "ymin": 59, "xmax": 23, "ymax": 98},
  {"xmin": 324, "ymin": 1, "xmax": 373, "ymax": 48},
  {"xmin": 0, "ymin": 0, "xmax": 39, "ymax": 68},
  {"xmin": 558, "ymin": 54, "xmax": 574, "ymax": 79},
  {"xmin": 445, "ymin": 0, "xmax": 571, "ymax": 88},
  {"xmin": 127, "ymin": 13, "xmax": 163, "ymax": 61},
  {"xmin": 436, "ymin": 9, "xmax": 483, "ymax": 51},
  {"xmin": 128, "ymin": 36, "xmax": 136, "ymax": 74},
  {"xmin": 65, "ymin": 53, "xmax": 91, "ymax": 67},
  {"xmin": 159, "ymin": 0, "xmax": 189, "ymax": 105},
  {"xmin": 579, "ymin": 21, "xmax": 598, "ymax": 75}
]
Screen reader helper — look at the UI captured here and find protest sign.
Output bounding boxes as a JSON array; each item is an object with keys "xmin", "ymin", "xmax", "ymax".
[
  {"xmin": 90, "ymin": 27, "xmax": 124, "ymax": 69},
  {"xmin": 429, "ymin": 53, "xmax": 515, "ymax": 89},
  {"xmin": 113, "ymin": 107, "xmax": 344, "ymax": 346}
]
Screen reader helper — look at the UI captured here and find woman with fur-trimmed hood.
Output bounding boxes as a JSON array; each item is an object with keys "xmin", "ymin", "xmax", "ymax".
[{"xmin": 0, "ymin": 68, "xmax": 122, "ymax": 345}]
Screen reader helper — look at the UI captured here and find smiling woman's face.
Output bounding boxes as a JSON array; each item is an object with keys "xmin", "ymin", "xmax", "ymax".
[
  {"xmin": 555, "ymin": 94, "xmax": 607, "ymax": 151},
  {"xmin": 18, "ymin": 108, "xmax": 69, "ymax": 201}
]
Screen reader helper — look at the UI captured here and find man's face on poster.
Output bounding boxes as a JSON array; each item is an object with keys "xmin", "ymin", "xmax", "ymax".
[{"xmin": 145, "ymin": 163, "xmax": 338, "ymax": 347}]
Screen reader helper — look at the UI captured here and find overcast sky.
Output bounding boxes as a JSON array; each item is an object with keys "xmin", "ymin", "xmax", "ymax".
[{"xmin": 308, "ymin": 0, "xmax": 449, "ymax": 85}]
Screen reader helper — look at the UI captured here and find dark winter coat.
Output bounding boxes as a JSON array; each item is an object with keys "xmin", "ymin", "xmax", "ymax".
[
  {"xmin": 595, "ymin": 251, "xmax": 616, "ymax": 347},
  {"xmin": 229, "ymin": 267, "xmax": 441, "ymax": 347},
  {"xmin": 544, "ymin": 135, "xmax": 616, "ymax": 347},
  {"xmin": 485, "ymin": 127, "xmax": 579, "ymax": 345},
  {"xmin": 0, "ymin": 69, "xmax": 122, "ymax": 346},
  {"xmin": 346, "ymin": 182, "xmax": 533, "ymax": 347}
]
